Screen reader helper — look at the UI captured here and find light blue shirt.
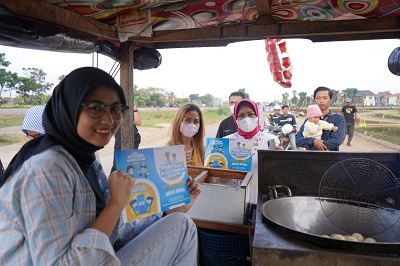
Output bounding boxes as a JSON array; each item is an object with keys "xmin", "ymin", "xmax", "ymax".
[
  {"xmin": 0, "ymin": 146, "xmax": 119, "ymax": 265},
  {"xmin": 93, "ymin": 159, "xmax": 163, "ymax": 248}
]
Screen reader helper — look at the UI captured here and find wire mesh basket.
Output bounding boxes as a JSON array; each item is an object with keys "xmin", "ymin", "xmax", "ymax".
[
  {"xmin": 198, "ymin": 228, "xmax": 250, "ymax": 266},
  {"xmin": 319, "ymin": 158, "xmax": 400, "ymax": 235}
]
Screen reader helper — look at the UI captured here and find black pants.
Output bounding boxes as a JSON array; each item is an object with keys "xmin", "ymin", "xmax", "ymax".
[{"xmin": 344, "ymin": 122, "xmax": 355, "ymax": 144}]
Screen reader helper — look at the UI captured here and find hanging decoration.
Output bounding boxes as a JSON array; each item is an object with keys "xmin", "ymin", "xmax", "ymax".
[{"xmin": 265, "ymin": 38, "xmax": 293, "ymax": 88}]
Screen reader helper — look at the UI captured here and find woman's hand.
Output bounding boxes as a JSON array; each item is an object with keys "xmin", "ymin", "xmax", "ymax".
[
  {"xmin": 108, "ymin": 170, "xmax": 135, "ymax": 212},
  {"xmin": 167, "ymin": 176, "xmax": 201, "ymax": 214},
  {"xmin": 92, "ymin": 171, "xmax": 135, "ymax": 236}
]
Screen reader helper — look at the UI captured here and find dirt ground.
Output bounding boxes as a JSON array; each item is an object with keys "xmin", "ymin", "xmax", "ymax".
[{"xmin": 1, "ymin": 108, "xmax": 399, "ymax": 171}]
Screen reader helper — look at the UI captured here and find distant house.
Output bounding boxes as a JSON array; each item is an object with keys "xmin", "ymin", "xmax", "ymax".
[
  {"xmin": 355, "ymin": 90, "xmax": 375, "ymax": 106},
  {"xmin": 376, "ymin": 91, "xmax": 397, "ymax": 106},
  {"xmin": 395, "ymin": 93, "xmax": 400, "ymax": 106}
]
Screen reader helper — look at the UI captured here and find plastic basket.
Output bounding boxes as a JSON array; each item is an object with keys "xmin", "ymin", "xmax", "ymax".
[{"xmin": 198, "ymin": 228, "xmax": 250, "ymax": 266}]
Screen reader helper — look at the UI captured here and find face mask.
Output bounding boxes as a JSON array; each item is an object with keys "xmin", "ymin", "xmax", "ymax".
[
  {"xmin": 229, "ymin": 105, "xmax": 235, "ymax": 114},
  {"xmin": 180, "ymin": 123, "xmax": 199, "ymax": 138},
  {"xmin": 236, "ymin": 117, "xmax": 258, "ymax": 132}
]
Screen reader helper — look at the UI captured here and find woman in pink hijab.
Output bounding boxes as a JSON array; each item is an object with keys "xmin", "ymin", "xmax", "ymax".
[{"xmin": 225, "ymin": 99, "xmax": 281, "ymax": 203}]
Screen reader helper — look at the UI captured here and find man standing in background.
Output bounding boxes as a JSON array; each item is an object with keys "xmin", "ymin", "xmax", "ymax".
[
  {"xmin": 216, "ymin": 91, "xmax": 245, "ymax": 138},
  {"xmin": 342, "ymin": 98, "xmax": 358, "ymax": 147},
  {"xmin": 296, "ymin": 86, "xmax": 346, "ymax": 151}
]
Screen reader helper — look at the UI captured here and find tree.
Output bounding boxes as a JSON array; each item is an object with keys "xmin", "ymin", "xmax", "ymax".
[
  {"xmin": 136, "ymin": 87, "xmax": 167, "ymax": 107},
  {"xmin": 341, "ymin": 88, "xmax": 358, "ymax": 104},
  {"xmin": 298, "ymin": 92, "xmax": 308, "ymax": 108},
  {"xmin": 198, "ymin": 93, "xmax": 212, "ymax": 107},
  {"xmin": 0, "ymin": 53, "xmax": 17, "ymax": 105},
  {"xmin": 58, "ymin": 75, "xmax": 66, "ymax": 82},
  {"xmin": 238, "ymin": 88, "xmax": 249, "ymax": 99},
  {"xmin": 331, "ymin": 89, "xmax": 340, "ymax": 105},
  {"xmin": 15, "ymin": 68, "xmax": 53, "ymax": 105},
  {"xmin": 189, "ymin": 94, "xmax": 200, "ymax": 102},
  {"xmin": 290, "ymin": 90, "xmax": 298, "ymax": 106},
  {"xmin": 282, "ymin": 92, "xmax": 290, "ymax": 106},
  {"xmin": 0, "ymin": 69, "xmax": 18, "ymax": 103},
  {"xmin": 175, "ymin": 98, "xmax": 190, "ymax": 107},
  {"xmin": 166, "ymin": 91, "xmax": 176, "ymax": 107}
]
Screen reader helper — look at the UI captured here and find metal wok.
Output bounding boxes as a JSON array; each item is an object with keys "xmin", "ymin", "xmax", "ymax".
[{"xmin": 261, "ymin": 196, "xmax": 400, "ymax": 255}]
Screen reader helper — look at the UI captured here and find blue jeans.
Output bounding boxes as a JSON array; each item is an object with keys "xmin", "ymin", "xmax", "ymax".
[
  {"xmin": 287, "ymin": 132, "xmax": 297, "ymax": 150},
  {"xmin": 116, "ymin": 213, "xmax": 198, "ymax": 265}
]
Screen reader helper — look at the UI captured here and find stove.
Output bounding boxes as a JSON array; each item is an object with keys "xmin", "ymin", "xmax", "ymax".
[{"xmin": 252, "ymin": 150, "xmax": 400, "ymax": 265}]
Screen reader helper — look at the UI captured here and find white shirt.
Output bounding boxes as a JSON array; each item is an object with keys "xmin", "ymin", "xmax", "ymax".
[{"xmin": 225, "ymin": 131, "xmax": 279, "ymax": 204}]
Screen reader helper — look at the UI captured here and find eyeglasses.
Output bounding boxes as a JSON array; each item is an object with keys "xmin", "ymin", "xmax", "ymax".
[{"xmin": 81, "ymin": 101, "xmax": 129, "ymax": 120}]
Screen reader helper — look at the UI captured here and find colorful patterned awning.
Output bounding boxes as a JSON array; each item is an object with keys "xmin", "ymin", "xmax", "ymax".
[
  {"xmin": 45, "ymin": 0, "xmax": 400, "ymax": 32},
  {"xmin": 271, "ymin": 0, "xmax": 400, "ymax": 21}
]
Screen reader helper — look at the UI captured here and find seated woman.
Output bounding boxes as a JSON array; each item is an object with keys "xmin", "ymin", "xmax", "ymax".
[
  {"xmin": 116, "ymin": 104, "xmax": 203, "ymax": 249},
  {"xmin": 225, "ymin": 99, "xmax": 282, "ymax": 204},
  {"xmin": 21, "ymin": 105, "xmax": 46, "ymax": 139},
  {"xmin": 0, "ymin": 67, "xmax": 198, "ymax": 265},
  {"xmin": 166, "ymin": 103, "xmax": 205, "ymax": 167}
]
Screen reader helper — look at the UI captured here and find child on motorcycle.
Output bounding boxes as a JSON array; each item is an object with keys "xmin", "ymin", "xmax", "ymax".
[{"xmin": 303, "ymin": 104, "xmax": 338, "ymax": 139}]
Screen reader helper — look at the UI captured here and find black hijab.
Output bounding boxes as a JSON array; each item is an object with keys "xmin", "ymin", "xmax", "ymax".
[{"xmin": 2, "ymin": 67, "xmax": 126, "ymax": 194}]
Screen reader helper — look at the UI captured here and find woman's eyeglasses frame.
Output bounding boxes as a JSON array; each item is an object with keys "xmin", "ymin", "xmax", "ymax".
[{"xmin": 81, "ymin": 101, "xmax": 129, "ymax": 120}]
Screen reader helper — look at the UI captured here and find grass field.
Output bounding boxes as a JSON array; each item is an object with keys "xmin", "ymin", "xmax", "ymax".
[
  {"xmin": 0, "ymin": 116, "xmax": 25, "ymax": 128},
  {"xmin": 355, "ymin": 126, "xmax": 400, "ymax": 146},
  {"xmin": 138, "ymin": 107, "xmax": 229, "ymax": 127},
  {"xmin": 0, "ymin": 108, "xmax": 230, "ymax": 146},
  {"xmin": 0, "ymin": 133, "xmax": 26, "ymax": 146}
]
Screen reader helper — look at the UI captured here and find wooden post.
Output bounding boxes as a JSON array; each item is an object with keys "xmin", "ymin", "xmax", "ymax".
[{"xmin": 119, "ymin": 41, "xmax": 134, "ymax": 150}]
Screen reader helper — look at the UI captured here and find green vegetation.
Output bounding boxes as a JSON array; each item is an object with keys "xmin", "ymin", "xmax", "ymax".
[
  {"xmin": 139, "ymin": 107, "xmax": 229, "ymax": 127},
  {"xmin": 0, "ymin": 108, "xmax": 230, "ymax": 146},
  {"xmin": 355, "ymin": 127, "xmax": 400, "ymax": 146},
  {"xmin": 0, "ymin": 133, "xmax": 25, "ymax": 146},
  {"xmin": 384, "ymin": 111, "xmax": 400, "ymax": 120},
  {"xmin": 367, "ymin": 111, "xmax": 400, "ymax": 120},
  {"xmin": 0, "ymin": 116, "xmax": 24, "ymax": 128}
]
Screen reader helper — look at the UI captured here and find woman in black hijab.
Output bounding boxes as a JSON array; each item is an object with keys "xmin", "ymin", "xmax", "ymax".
[{"xmin": 0, "ymin": 67, "xmax": 198, "ymax": 265}]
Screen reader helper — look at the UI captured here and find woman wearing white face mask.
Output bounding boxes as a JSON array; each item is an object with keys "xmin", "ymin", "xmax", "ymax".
[
  {"xmin": 167, "ymin": 103, "xmax": 205, "ymax": 166},
  {"xmin": 225, "ymin": 99, "xmax": 282, "ymax": 204}
]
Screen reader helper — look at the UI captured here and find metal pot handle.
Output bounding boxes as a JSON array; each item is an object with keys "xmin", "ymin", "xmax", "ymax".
[{"xmin": 269, "ymin": 185, "xmax": 292, "ymax": 199}]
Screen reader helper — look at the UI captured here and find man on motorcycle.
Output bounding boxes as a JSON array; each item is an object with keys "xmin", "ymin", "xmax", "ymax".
[
  {"xmin": 276, "ymin": 105, "xmax": 298, "ymax": 150},
  {"xmin": 269, "ymin": 105, "xmax": 281, "ymax": 126}
]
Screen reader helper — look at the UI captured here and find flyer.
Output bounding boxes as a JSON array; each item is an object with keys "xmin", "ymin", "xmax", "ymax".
[
  {"xmin": 204, "ymin": 138, "xmax": 252, "ymax": 171},
  {"xmin": 115, "ymin": 145, "xmax": 190, "ymax": 222}
]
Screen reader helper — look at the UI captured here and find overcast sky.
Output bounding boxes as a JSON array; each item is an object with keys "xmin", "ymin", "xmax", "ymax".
[{"xmin": 1, "ymin": 38, "xmax": 400, "ymax": 103}]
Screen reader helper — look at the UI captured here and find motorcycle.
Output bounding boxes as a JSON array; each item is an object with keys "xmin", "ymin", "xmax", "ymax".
[{"xmin": 263, "ymin": 118, "xmax": 292, "ymax": 150}]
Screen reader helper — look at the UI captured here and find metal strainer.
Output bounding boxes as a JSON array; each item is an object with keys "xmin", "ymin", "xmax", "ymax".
[{"xmin": 319, "ymin": 158, "xmax": 400, "ymax": 235}]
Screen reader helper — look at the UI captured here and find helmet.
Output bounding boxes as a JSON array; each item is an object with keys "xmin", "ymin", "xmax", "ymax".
[
  {"xmin": 273, "ymin": 105, "xmax": 281, "ymax": 110},
  {"xmin": 282, "ymin": 124, "xmax": 293, "ymax": 134}
]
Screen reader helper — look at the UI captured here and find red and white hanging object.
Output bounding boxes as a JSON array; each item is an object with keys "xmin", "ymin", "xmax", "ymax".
[{"xmin": 265, "ymin": 38, "xmax": 293, "ymax": 88}]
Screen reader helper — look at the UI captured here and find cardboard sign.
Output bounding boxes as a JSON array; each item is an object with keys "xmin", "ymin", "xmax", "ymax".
[{"xmin": 115, "ymin": 145, "xmax": 190, "ymax": 222}]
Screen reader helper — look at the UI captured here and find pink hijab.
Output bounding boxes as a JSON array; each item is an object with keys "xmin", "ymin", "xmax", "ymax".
[{"xmin": 233, "ymin": 99, "xmax": 261, "ymax": 139}]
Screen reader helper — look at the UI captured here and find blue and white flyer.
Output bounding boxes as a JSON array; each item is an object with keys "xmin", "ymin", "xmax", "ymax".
[
  {"xmin": 204, "ymin": 138, "xmax": 252, "ymax": 171},
  {"xmin": 115, "ymin": 145, "xmax": 190, "ymax": 222}
]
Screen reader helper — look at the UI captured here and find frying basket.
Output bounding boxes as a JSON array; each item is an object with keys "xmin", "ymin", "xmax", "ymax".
[{"xmin": 319, "ymin": 158, "xmax": 400, "ymax": 235}]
